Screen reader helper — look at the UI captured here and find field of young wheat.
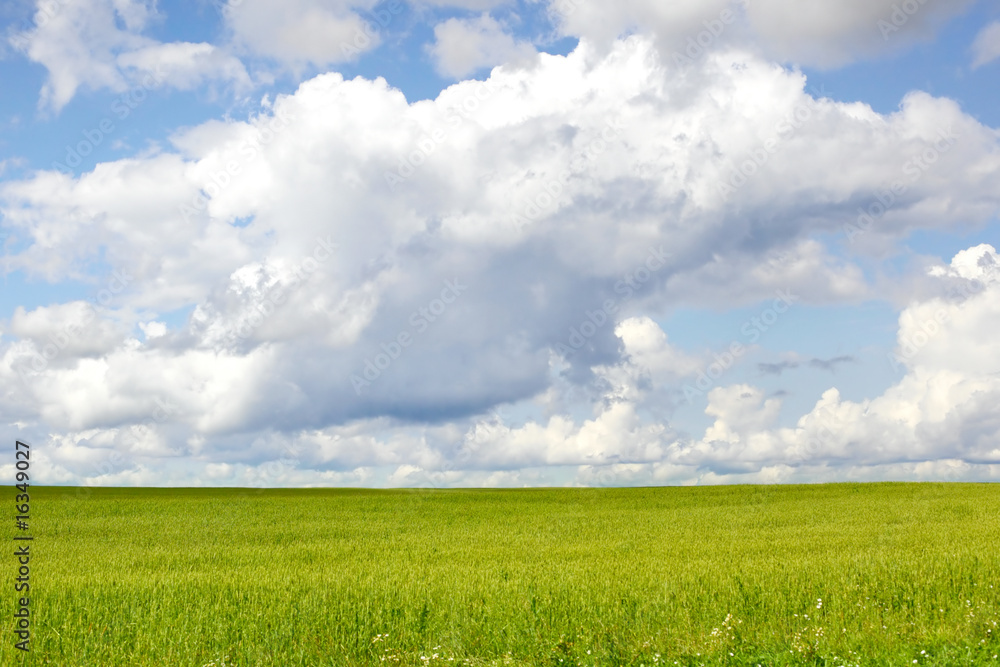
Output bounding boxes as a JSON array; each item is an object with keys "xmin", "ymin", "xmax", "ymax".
[{"xmin": 3, "ymin": 483, "xmax": 999, "ymax": 666}]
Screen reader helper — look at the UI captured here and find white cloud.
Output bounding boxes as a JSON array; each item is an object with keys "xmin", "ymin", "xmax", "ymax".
[
  {"xmin": 971, "ymin": 20, "xmax": 1000, "ymax": 68},
  {"xmin": 549, "ymin": 0, "xmax": 733, "ymax": 54},
  {"xmin": 744, "ymin": 0, "xmax": 978, "ymax": 67},
  {"xmin": 548, "ymin": 0, "xmax": 978, "ymax": 68},
  {"xmin": 429, "ymin": 13, "xmax": 537, "ymax": 78},
  {"xmin": 9, "ymin": 301, "xmax": 129, "ymax": 361},
  {"xmin": 2, "ymin": 36, "xmax": 1000, "ymax": 485},
  {"xmin": 116, "ymin": 42, "xmax": 251, "ymax": 92},
  {"xmin": 671, "ymin": 245, "xmax": 1000, "ymax": 472},
  {"xmin": 11, "ymin": 0, "xmax": 251, "ymax": 111},
  {"xmin": 222, "ymin": 0, "xmax": 384, "ymax": 67},
  {"xmin": 614, "ymin": 316, "xmax": 703, "ymax": 378},
  {"xmin": 467, "ymin": 245, "xmax": 1000, "ymax": 484}
]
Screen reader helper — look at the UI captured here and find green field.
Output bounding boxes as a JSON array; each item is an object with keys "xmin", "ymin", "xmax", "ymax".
[{"xmin": 4, "ymin": 483, "xmax": 1000, "ymax": 666}]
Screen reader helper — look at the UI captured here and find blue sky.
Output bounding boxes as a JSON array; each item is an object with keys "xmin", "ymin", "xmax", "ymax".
[{"xmin": 1, "ymin": 0, "xmax": 1000, "ymax": 488}]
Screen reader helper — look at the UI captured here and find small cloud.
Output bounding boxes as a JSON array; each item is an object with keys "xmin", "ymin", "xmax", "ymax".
[
  {"xmin": 0, "ymin": 157, "xmax": 27, "ymax": 177},
  {"xmin": 759, "ymin": 355, "xmax": 857, "ymax": 376},
  {"xmin": 758, "ymin": 360, "xmax": 799, "ymax": 376},
  {"xmin": 14, "ymin": 0, "xmax": 251, "ymax": 112},
  {"xmin": 809, "ymin": 355, "xmax": 857, "ymax": 372},
  {"xmin": 224, "ymin": 0, "xmax": 381, "ymax": 68},
  {"xmin": 428, "ymin": 13, "xmax": 537, "ymax": 79},
  {"xmin": 971, "ymin": 21, "xmax": 1000, "ymax": 69}
]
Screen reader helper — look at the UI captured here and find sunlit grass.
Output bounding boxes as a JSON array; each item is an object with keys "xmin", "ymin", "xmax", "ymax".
[{"xmin": 3, "ymin": 483, "xmax": 1000, "ymax": 665}]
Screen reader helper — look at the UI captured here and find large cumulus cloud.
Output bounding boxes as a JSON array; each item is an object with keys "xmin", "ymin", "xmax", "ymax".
[{"xmin": 2, "ymin": 31, "xmax": 1000, "ymax": 487}]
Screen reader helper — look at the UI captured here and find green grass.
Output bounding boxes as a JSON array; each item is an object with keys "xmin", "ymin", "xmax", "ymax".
[{"xmin": 3, "ymin": 483, "xmax": 1000, "ymax": 666}]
